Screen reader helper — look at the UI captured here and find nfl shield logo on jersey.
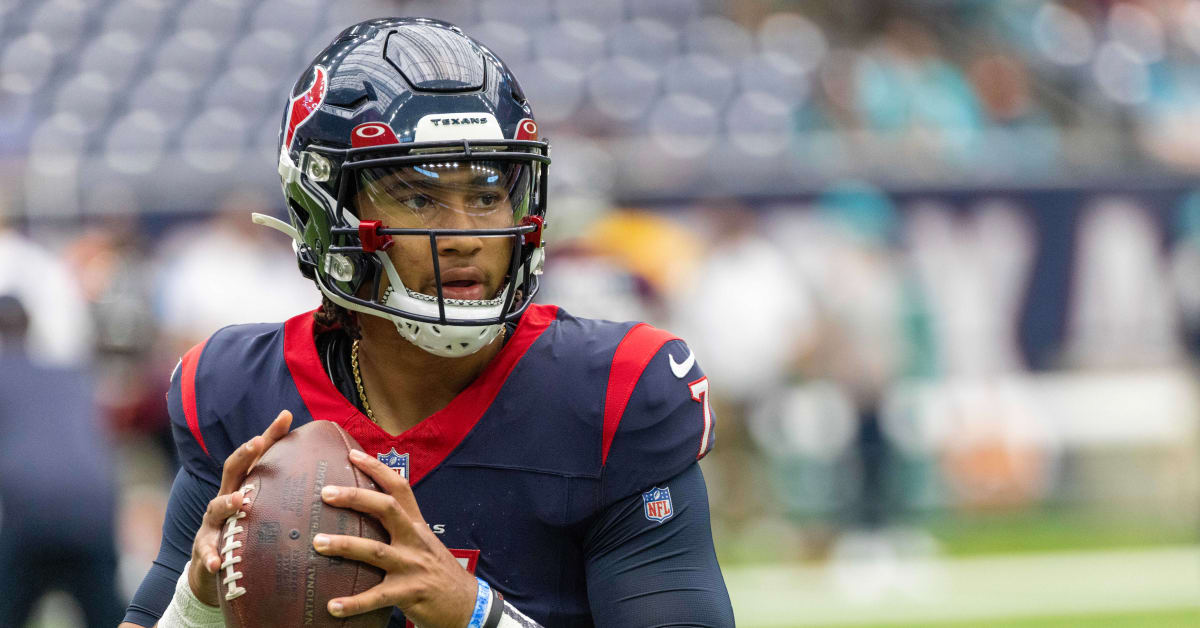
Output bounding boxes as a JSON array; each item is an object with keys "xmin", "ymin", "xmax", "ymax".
[
  {"xmin": 642, "ymin": 486, "xmax": 674, "ymax": 523},
  {"xmin": 377, "ymin": 448, "xmax": 410, "ymax": 480}
]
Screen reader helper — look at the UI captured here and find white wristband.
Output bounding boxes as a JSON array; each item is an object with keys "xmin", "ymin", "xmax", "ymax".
[{"xmin": 158, "ymin": 561, "xmax": 226, "ymax": 628}]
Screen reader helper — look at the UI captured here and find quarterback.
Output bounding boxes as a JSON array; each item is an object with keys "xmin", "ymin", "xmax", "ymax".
[{"xmin": 121, "ymin": 17, "xmax": 734, "ymax": 628}]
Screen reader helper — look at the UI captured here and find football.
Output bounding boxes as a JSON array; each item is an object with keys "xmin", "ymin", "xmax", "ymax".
[{"xmin": 218, "ymin": 420, "xmax": 393, "ymax": 628}]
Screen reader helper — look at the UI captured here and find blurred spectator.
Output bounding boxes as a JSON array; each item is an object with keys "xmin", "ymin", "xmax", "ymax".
[
  {"xmin": 670, "ymin": 201, "xmax": 815, "ymax": 532},
  {"xmin": 794, "ymin": 183, "xmax": 935, "ymax": 528},
  {"xmin": 790, "ymin": 182, "xmax": 936, "ymax": 394},
  {"xmin": 0, "ymin": 295, "xmax": 125, "ymax": 627},
  {"xmin": 153, "ymin": 187, "xmax": 318, "ymax": 353},
  {"xmin": 966, "ymin": 52, "xmax": 1061, "ymax": 177},
  {"xmin": 66, "ymin": 219, "xmax": 168, "ymax": 437},
  {"xmin": 68, "ymin": 218, "xmax": 157, "ymax": 362},
  {"xmin": 0, "ymin": 200, "xmax": 92, "ymax": 367},
  {"xmin": 673, "ymin": 201, "xmax": 815, "ymax": 404}
]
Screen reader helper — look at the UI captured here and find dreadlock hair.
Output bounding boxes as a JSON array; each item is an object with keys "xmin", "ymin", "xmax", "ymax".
[{"xmin": 313, "ymin": 293, "xmax": 361, "ymax": 340}]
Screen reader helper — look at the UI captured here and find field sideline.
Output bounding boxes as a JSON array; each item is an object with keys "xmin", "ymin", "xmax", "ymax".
[{"xmin": 726, "ymin": 545, "xmax": 1200, "ymax": 627}]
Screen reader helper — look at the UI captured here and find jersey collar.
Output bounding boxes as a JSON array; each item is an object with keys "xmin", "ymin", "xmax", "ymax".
[{"xmin": 283, "ymin": 304, "xmax": 558, "ymax": 484}]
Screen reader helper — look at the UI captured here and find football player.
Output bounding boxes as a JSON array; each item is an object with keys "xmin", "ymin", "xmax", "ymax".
[{"xmin": 121, "ymin": 18, "xmax": 734, "ymax": 628}]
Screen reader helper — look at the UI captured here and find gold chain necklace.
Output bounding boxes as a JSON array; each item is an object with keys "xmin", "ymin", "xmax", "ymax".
[
  {"xmin": 350, "ymin": 327, "xmax": 507, "ymax": 424},
  {"xmin": 350, "ymin": 339, "xmax": 376, "ymax": 422}
]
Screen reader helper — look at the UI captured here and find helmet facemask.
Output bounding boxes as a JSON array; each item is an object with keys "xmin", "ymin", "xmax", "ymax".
[{"xmin": 273, "ymin": 139, "xmax": 549, "ymax": 358}]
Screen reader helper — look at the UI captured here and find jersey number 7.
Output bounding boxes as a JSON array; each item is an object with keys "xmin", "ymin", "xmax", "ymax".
[{"xmin": 688, "ymin": 377, "xmax": 713, "ymax": 460}]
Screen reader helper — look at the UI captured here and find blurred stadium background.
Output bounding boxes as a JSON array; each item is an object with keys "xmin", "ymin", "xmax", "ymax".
[{"xmin": 2, "ymin": 0, "xmax": 1200, "ymax": 626}]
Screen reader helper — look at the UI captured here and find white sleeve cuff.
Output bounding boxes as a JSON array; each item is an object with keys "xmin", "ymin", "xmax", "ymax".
[
  {"xmin": 497, "ymin": 599, "xmax": 542, "ymax": 628},
  {"xmin": 157, "ymin": 561, "xmax": 226, "ymax": 628}
]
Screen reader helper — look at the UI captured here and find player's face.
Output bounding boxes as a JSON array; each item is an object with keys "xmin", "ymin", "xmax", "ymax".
[{"xmin": 355, "ymin": 161, "xmax": 524, "ymax": 301}]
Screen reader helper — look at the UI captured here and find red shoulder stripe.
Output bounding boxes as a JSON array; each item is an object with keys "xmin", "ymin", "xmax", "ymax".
[
  {"xmin": 180, "ymin": 339, "xmax": 210, "ymax": 456},
  {"xmin": 601, "ymin": 324, "xmax": 679, "ymax": 466}
]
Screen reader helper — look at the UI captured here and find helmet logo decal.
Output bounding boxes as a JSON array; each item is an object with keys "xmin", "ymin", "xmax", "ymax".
[
  {"xmin": 431, "ymin": 116, "xmax": 490, "ymax": 126},
  {"xmin": 284, "ymin": 65, "xmax": 328, "ymax": 151},
  {"xmin": 414, "ymin": 112, "xmax": 504, "ymax": 142},
  {"xmin": 351, "ymin": 122, "xmax": 401, "ymax": 148},
  {"xmin": 515, "ymin": 118, "xmax": 538, "ymax": 140}
]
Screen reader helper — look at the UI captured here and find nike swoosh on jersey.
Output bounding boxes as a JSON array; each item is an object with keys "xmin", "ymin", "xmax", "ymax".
[{"xmin": 668, "ymin": 348, "xmax": 695, "ymax": 379}]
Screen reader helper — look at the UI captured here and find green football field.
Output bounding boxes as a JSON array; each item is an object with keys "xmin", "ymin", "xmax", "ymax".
[
  {"xmin": 725, "ymin": 545, "xmax": 1200, "ymax": 628},
  {"xmin": 799, "ymin": 607, "xmax": 1200, "ymax": 628}
]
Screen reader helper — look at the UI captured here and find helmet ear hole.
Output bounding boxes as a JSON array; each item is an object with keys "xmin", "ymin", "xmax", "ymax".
[{"xmin": 287, "ymin": 198, "xmax": 310, "ymax": 227}]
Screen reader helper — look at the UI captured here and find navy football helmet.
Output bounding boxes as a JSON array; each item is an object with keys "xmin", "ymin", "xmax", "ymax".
[{"xmin": 257, "ymin": 18, "xmax": 550, "ymax": 357}]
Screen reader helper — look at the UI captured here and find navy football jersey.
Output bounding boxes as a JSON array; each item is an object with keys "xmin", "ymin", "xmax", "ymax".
[{"xmin": 128, "ymin": 304, "xmax": 731, "ymax": 627}]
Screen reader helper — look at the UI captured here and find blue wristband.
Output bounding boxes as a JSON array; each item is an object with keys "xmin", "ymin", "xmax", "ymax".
[{"xmin": 466, "ymin": 577, "xmax": 492, "ymax": 628}]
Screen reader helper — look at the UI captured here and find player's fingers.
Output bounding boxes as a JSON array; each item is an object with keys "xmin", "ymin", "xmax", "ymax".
[
  {"xmin": 320, "ymin": 484, "xmax": 418, "ymax": 540},
  {"xmin": 261, "ymin": 409, "xmax": 293, "ymax": 448},
  {"xmin": 203, "ymin": 491, "xmax": 243, "ymax": 564},
  {"xmin": 219, "ymin": 436, "xmax": 264, "ymax": 494},
  {"xmin": 218, "ymin": 410, "xmax": 292, "ymax": 494},
  {"xmin": 326, "ymin": 582, "xmax": 396, "ymax": 619},
  {"xmin": 347, "ymin": 449, "xmax": 424, "ymax": 524},
  {"xmin": 312, "ymin": 533, "xmax": 401, "ymax": 573},
  {"xmin": 203, "ymin": 490, "xmax": 244, "ymax": 527},
  {"xmin": 199, "ymin": 535, "xmax": 224, "ymax": 575},
  {"xmin": 243, "ymin": 410, "xmax": 295, "ymax": 477}
]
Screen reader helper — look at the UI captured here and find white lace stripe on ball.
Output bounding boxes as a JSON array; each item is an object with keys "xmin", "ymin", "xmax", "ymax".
[{"xmin": 220, "ymin": 483, "xmax": 256, "ymax": 601}]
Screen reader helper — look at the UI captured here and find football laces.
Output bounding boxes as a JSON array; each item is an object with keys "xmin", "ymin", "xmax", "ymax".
[{"xmin": 220, "ymin": 483, "xmax": 257, "ymax": 601}]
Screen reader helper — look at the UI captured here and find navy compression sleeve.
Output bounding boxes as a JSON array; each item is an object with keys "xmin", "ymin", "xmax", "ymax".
[
  {"xmin": 123, "ymin": 467, "xmax": 218, "ymax": 626},
  {"xmin": 584, "ymin": 463, "xmax": 735, "ymax": 628}
]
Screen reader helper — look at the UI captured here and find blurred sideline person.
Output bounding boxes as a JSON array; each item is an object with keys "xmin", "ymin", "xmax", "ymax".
[
  {"xmin": 0, "ymin": 295, "xmax": 125, "ymax": 627},
  {"xmin": 121, "ymin": 18, "xmax": 734, "ymax": 628},
  {"xmin": 0, "ymin": 199, "xmax": 92, "ymax": 367}
]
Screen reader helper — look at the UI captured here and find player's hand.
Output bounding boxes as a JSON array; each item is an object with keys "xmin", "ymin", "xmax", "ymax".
[
  {"xmin": 188, "ymin": 409, "xmax": 293, "ymax": 606},
  {"xmin": 315, "ymin": 449, "xmax": 477, "ymax": 628}
]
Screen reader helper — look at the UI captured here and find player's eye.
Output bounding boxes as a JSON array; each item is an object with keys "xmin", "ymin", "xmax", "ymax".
[
  {"xmin": 400, "ymin": 195, "xmax": 433, "ymax": 212},
  {"xmin": 468, "ymin": 192, "xmax": 503, "ymax": 210},
  {"xmin": 374, "ymin": 180, "xmax": 432, "ymax": 211}
]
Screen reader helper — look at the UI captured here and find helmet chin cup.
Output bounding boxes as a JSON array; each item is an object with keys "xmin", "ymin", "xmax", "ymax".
[
  {"xmin": 311, "ymin": 265, "xmax": 506, "ymax": 358},
  {"xmin": 377, "ymin": 252, "xmax": 510, "ymax": 357},
  {"xmin": 391, "ymin": 317, "xmax": 504, "ymax": 358}
]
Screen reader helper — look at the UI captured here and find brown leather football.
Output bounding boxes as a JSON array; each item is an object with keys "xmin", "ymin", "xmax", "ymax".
[{"xmin": 218, "ymin": 419, "xmax": 393, "ymax": 628}]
